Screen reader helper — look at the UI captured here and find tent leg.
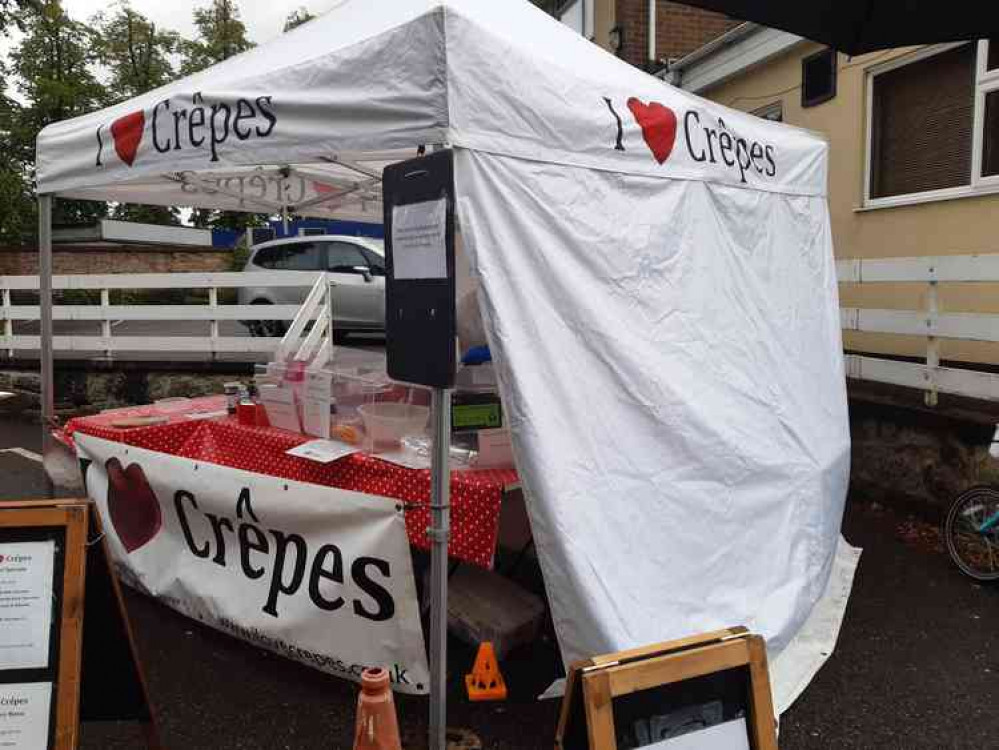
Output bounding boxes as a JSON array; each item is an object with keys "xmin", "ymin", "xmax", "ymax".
[
  {"xmin": 428, "ymin": 387, "xmax": 451, "ymax": 750},
  {"xmin": 38, "ymin": 194, "xmax": 54, "ymax": 498}
]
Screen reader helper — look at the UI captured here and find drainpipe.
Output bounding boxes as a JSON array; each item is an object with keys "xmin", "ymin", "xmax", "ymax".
[{"xmin": 648, "ymin": 0, "xmax": 657, "ymax": 66}]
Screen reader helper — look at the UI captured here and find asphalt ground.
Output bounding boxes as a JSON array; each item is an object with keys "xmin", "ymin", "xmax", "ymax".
[{"xmin": 1, "ymin": 416, "xmax": 997, "ymax": 749}]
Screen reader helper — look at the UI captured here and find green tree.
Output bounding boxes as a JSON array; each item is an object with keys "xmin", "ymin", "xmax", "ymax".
[
  {"xmin": 190, "ymin": 208, "xmax": 266, "ymax": 231},
  {"xmin": 90, "ymin": 2, "xmax": 181, "ymax": 226},
  {"xmin": 112, "ymin": 203, "xmax": 182, "ymax": 225},
  {"xmin": 0, "ymin": 73, "xmax": 34, "ymax": 245},
  {"xmin": 181, "ymin": 0, "xmax": 254, "ymax": 75},
  {"xmin": 283, "ymin": 7, "xmax": 315, "ymax": 32},
  {"xmin": 0, "ymin": 167, "xmax": 34, "ymax": 244},
  {"xmin": 180, "ymin": 1, "xmax": 271, "ymax": 232},
  {"xmin": 10, "ymin": 1, "xmax": 104, "ymax": 134},
  {"xmin": 91, "ymin": 2, "xmax": 180, "ymax": 102},
  {"xmin": 0, "ymin": 57, "xmax": 33, "ymax": 245},
  {"xmin": 9, "ymin": 0, "xmax": 108, "ymax": 228},
  {"xmin": 0, "ymin": 0, "xmax": 37, "ymax": 33}
]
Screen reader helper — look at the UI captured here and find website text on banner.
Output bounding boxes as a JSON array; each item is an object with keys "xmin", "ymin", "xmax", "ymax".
[{"xmin": 75, "ymin": 433, "xmax": 430, "ymax": 695}]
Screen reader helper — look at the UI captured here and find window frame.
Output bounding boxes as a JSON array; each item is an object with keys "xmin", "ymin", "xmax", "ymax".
[
  {"xmin": 252, "ymin": 245, "xmax": 279, "ymax": 269},
  {"xmin": 325, "ymin": 241, "xmax": 373, "ymax": 274},
  {"xmin": 751, "ymin": 101, "xmax": 783, "ymax": 122},
  {"xmin": 863, "ymin": 40, "xmax": 999, "ymax": 210},
  {"xmin": 253, "ymin": 241, "xmax": 322, "ymax": 271},
  {"xmin": 359, "ymin": 247, "xmax": 386, "ymax": 276},
  {"xmin": 801, "ymin": 47, "xmax": 837, "ymax": 108},
  {"xmin": 973, "ymin": 39, "xmax": 999, "ymax": 186}
]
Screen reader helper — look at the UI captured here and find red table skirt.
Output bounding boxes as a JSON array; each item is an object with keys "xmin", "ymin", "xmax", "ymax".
[{"xmin": 63, "ymin": 399, "xmax": 517, "ymax": 568}]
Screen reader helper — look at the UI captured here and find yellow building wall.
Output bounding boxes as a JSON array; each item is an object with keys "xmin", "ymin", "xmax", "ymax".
[{"xmin": 701, "ymin": 43, "xmax": 999, "ymax": 366}]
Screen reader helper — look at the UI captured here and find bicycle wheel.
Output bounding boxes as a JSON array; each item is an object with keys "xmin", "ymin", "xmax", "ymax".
[{"xmin": 944, "ymin": 486, "xmax": 999, "ymax": 581}]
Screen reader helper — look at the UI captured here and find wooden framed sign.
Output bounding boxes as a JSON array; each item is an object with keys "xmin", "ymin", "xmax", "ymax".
[
  {"xmin": 556, "ymin": 627, "xmax": 778, "ymax": 750},
  {"xmin": 0, "ymin": 499, "xmax": 159, "ymax": 750},
  {"xmin": 0, "ymin": 500, "xmax": 88, "ymax": 750}
]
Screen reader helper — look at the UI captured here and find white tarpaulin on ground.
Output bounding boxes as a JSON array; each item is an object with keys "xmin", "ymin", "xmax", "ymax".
[
  {"xmin": 75, "ymin": 433, "xmax": 430, "ymax": 694},
  {"xmin": 38, "ymin": 0, "xmax": 851, "ymax": 705}
]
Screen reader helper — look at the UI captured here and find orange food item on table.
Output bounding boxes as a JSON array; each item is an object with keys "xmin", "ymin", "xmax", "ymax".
[{"xmin": 332, "ymin": 423, "xmax": 361, "ymax": 445}]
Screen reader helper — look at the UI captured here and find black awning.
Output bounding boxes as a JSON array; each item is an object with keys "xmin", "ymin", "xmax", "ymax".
[{"xmin": 673, "ymin": 1, "xmax": 999, "ymax": 55}]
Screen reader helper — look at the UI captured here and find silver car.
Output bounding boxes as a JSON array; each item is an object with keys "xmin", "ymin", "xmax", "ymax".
[{"xmin": 238, "ymin": 235, "xmax": 386, "ymax": 338}]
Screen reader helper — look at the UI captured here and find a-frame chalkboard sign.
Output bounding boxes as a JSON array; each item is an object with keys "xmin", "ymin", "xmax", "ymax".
[
  {"xmin": 556, "ymin": 626, "xmax": 778, "ymax": 750},
  {"xmin": 0, "ymin": 499, "xmax": 160, "ymax": 750}
]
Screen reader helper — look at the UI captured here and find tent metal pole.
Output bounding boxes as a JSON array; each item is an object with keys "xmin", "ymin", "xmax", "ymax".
[
  {"xmin": 428, "ymin": 386, "xmax": 451, "ymax": 750},
  {"xmin": 38, "ymin": 194, "xmax": 54, "ymax": 497}
]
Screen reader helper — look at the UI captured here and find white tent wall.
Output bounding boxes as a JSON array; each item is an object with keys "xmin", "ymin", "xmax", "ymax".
[
  {"xmin": 35, "ymin": 0, "xmax": 853, "ymax": 719},
  {"xmin": 455, "ymin": 147, "xmax": 850, "ymax": 664}
]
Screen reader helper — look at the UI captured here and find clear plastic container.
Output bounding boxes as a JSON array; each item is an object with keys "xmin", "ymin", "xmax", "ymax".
[
  {"xmin": 254, "ymin": 349, "xmax": 430, "ymax": 443},
  {"xmin": 357, "ymin": 403, "xmax": 430, "ymax": 449}
]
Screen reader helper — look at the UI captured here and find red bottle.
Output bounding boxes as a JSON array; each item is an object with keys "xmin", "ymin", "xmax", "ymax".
[{"xmin": 237, "ymin": 400, "xmax": 257, "ymax": 426}]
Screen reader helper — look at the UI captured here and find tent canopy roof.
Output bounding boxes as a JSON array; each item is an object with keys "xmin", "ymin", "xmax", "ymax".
[{"xmin": 36, "ymin": 0, "xmax": 827, "ymax": 218}]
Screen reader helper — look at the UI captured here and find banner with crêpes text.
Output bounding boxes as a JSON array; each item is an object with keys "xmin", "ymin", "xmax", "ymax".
[{"xmin": 76, "ymin": 433, "xmax": 429, "ymax": 694}]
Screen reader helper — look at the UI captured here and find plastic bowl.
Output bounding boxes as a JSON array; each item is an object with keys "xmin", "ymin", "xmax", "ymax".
[{"xmin": 358, "ymin": 403, "xmax": 430, "ymax": 447}]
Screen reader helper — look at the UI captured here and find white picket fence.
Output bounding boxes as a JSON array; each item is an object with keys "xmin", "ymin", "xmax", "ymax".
[
  {"xmin": 3, "ymin": 258, "xmax": 998, "ymax": 403},
  {"xmin": 0, "ymin": 271, "xmax": 322, "ymax": 359},
  {"xmin": 838, "ymin": 254, "xmax": 999, "ymax": 404}
]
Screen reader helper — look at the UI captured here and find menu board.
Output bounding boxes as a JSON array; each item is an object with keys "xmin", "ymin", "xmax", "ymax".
[
  {"xmin": 0, "ymin": 500, "xmax": 160, "ymax": 750},
  {"xmin": 0, "ymin": 509, "xmax": 77, "ymax": 750},
  {"xmin": 0, "ymin": 683, "xmax": 53, "ymax": 750},
  {"xmin": 0, "ymin": 541, "xmax": 57, "ymax": 671}
]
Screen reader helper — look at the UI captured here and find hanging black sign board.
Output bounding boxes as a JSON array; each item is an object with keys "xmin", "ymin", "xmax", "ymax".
[{"xmin": 382, "ymin": 149, "xmax": 457, "ymax": 389}]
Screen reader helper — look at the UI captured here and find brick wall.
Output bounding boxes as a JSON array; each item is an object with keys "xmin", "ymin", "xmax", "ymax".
[
  {"xmin": 0, "ymin": 245, "xmax": 233, "ymax": 275},
  {"xmin": 615, "ymin": 0, "xmax": 739, "ymax": 70},
  {"xmin": 657, "ymin": 2, "xmax": 739, "ymax": 63}
]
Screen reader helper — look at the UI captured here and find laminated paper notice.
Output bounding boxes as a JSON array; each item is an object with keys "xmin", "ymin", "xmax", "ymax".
[
  {"xmin": 286, "ymin": 439, "xmax": 357, "ymax": 464},
  {"xmin": 302, "ymin": 371, "xmax": 333, "ymax": 439},
  {"xmin": 0, "ymin": 541, "xmax": 55, "ymax": 670},
  {"xmin": 391, "ymin": 199, "xmax": 447, "ymax": 280},
  {"xmin": 0, "ymin": 682, "xmax": 52, "ymax": 750},
  {"xmin": 647, "ymin": 719, "xmax": 751, "ymax": 750}
]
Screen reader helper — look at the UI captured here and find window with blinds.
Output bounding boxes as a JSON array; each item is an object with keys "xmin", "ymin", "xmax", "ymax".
[
  {"xmin": 983, "ymin": 40, "xmax": 999, "ymax": 178},
  {"xmin": 869, "ymin": 44, "xmax": 976, "ymax": 199},
  {"xmin": 985, "ymin": 91, "xmax": 999, "ymax": 177}
]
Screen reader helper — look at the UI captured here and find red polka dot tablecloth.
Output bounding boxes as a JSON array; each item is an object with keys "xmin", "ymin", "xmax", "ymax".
[{"xmin": 62, "ymin": 397, "xmax": 518, "ymax": 569}]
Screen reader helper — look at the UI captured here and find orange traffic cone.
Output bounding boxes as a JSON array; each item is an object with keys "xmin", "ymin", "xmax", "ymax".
[
  {"xmin": 353, "ymin": 667, "xmax": 402, "ymax": 750},
  {"xmin": 464, "ymin": 642, "xmax": 508, "ymax": 701}
]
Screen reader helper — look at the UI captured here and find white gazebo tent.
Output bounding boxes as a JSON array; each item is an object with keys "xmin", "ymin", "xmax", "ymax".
[{"xmin": 36, "ymin": 1, "xmax": 855, "ymax": 745}]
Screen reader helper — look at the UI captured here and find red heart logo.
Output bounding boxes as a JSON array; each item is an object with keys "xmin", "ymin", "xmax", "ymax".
[
  {"xmin": 106, "ymin": 458, "xmax": 162, "ymax": 553},
  {"xmin": 627, "ymin": 98, "xmax": 678, "ymax": 165},
  {"xmin": 110, "ymin": 111, "xmax": 145, "ymax": 167}
]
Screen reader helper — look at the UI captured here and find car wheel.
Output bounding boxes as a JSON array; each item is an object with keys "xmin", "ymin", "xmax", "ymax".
[{"xmin": 245, "ymin": 300, "xmax": 287, "ymax": 338}]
